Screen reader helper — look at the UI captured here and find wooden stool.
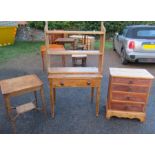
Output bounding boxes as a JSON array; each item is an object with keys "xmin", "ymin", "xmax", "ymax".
[
  {"xmin": 0, "ymin": 74, "xmax": 46, "ymax": 132},
  {"xmin": 72, "ymin": 54, "xmax": 87, "ymax": 67},
  {"xmin": 40, "ymin": 44, "xmax": 66, "ymax": 71}
]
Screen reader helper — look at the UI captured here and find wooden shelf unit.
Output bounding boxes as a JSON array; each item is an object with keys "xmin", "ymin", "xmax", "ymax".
[{"xmin": 45, "ymin": 21, "xmax": 106, "ymax": 117}]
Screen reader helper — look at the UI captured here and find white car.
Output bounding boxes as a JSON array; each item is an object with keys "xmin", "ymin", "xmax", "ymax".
[{"xmin": 113, "ymin": 25, "xmax": 155, "ymax": 64}]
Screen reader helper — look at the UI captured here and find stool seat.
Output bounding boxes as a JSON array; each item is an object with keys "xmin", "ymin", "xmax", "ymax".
[
  {"xmin": 72, "ymin": 55, "xmax": 87, "ymax": 67},
  {"xmin": 16, "ymin": 102, "xmax": 36, "ymax": 114},
  {"xmin": 72, "ymin": 54, "xmax": 87, "ymax": 58}
]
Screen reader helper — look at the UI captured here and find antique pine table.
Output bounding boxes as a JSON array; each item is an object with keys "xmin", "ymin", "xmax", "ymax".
[
  {"xmin": 48, "ymin": 73, "xmax": 102, "ymax": 118},
  {"xmin": 106, "ymin": 68, "xmax": 154, "ymax": 122}
]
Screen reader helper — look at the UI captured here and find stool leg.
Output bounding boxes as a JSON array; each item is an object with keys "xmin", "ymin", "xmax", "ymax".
[
  {"xmin": 82, "ymin": 58, "xmax": 86, "ymax": 67},
  {"xmin": 40, "ymin": 86, "xmax": 46, "ymax": 115},
  {"xmin": 91, "ymin": 87, "xmax": 94, "ymax": 103},
  {"xmin": 82, "ymin": 58, "xmax": 85, "ymax": 67},
  {"xmin": 62, "ymin": 55, "xmax": 66, "ymax": 67},
  {"xmin": 72, "ymin": 57, "xmax": 75, "ymax": 67}
]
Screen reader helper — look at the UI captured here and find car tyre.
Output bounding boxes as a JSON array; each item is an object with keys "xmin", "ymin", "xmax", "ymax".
[
  {"xmin": 120, "ymin": 49, "xmax": 128, "ymax": 65},
  {"xmin": 113, "ymin": 40, "xmax": 116, "ymax": 52}
]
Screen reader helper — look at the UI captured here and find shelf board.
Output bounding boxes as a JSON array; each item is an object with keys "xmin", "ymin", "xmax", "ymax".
[
  {"xmin": 48, "ymin": 74, "xmax": 103, "ymax": 79},
  {"xmin": 47, "ymin": 50, "xmax": 102, "ymax": 55},
  {"xmin": 48, "ymin": 67, "xmax": 99, "ymax": 74},
  {"xmin": 46, "ymin": 30, "xmax": 104, "ymax": 35}
]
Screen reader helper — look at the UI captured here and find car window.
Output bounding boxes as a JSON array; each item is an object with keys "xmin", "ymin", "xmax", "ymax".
[
  {"xmin": 137, "ymin": 30, "xmax": 155, "ymax": 37},
  {"xmin": 123, "ymin": 28, "xmax": 128, "ymax": 36},
  {"xmin": 127, "ymin": 27, "xmax": 155, "ymax": 39}
]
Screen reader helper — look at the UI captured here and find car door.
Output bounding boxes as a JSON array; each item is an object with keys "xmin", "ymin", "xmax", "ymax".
[{"xmin": 117, "ymin": 28, "xmax": 127, "ymax": 54}]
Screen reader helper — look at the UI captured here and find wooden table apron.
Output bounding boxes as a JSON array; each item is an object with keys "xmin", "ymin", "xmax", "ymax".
[{"xmin": 48, "ymin": 76, "xmax": 102, "ymax": 118}]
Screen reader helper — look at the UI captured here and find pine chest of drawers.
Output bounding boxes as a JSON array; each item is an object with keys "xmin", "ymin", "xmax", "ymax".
[{"xmin": 106, "ymin": 68, "xmax": 154, "ymax": 122}]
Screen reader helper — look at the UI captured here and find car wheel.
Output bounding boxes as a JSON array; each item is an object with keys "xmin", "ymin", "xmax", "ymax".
[
  {"xmin": 120, "ymin": 49, "xmax": 128, "ymax": 65},
  {"xmin": 113, "ymin": 40, "xmax": 116, "ymax": 52}
]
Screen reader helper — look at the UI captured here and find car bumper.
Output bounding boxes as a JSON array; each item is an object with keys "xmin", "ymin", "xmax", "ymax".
[{"xmin": 126, "ymin": 51, "xmax": 155, "ymax": 62}]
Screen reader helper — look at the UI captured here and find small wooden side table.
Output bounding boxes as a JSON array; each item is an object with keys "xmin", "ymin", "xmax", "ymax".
[
  {"xmin": 40, "ymin": 44, "xmax": 66, "ymax": 71},
  {"xmin": 0, "ymin": 74, "xmax": 46, "ymax": 132},
  {"xmin": 106, "ymin": 68, "xmax": 154, "ymax": 122}
]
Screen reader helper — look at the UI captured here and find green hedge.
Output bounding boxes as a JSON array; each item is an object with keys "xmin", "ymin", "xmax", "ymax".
[{"xmin": 28, "ymin": 21, "xmax": 155, "ymax": 38}]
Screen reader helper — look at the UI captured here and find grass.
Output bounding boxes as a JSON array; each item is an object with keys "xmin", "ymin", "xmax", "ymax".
[
  {"xmin": 0, "ymin": 41, "xmax": 44, "ymax": 63},
  {"xmin": 0, "ymin": 40, "xmax": 112, "ymax": 63}
]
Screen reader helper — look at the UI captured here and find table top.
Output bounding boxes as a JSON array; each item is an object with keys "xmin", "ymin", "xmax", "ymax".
[
  {"xmin": 110, "ymin": 68, "xmax": 154, "ymax": 79},
  {"xmin": 0, "ymin": 74, "xmax": 43, "ymax": 95},
  {"xmin": 55, "ymin": 38, "xmax": 75, "ymax": 43}
]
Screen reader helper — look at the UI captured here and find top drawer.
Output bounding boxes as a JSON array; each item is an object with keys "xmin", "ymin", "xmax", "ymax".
[
  {"xmin": 50, "ymin": 78, "xmax": 101, "ymax": 87},
  {"xmin": 112, "ymin": 77, "xmax": 151, "ymax": 86}
]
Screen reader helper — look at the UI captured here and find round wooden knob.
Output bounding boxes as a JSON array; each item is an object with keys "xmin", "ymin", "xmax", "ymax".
[
  {"xmin": 87, "ymin": 81, "xmax": 91, "ymax": 85},
  {"xmin": 60, "ymin": 82, "xmax": 64, "ymax": 86},
  {"xmin": 126, "ymin": 96, "xmax": 130, "ymax": 100},
  {"xmin": 128, "ymin": 81, "xmax": 133, "ymax": 84}
]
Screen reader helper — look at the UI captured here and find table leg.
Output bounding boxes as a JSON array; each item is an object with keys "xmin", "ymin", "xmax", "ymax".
[
  {"xmin": 50, "ymin": 86, "xmax": 55, "ymax": 118},
  {"xmin": 41, "ymin": 51, "xmax": 45, "ymax": 72},
  {"xmin": 53, "ymin": 88, "xmax": 56, "ymax": 104},
  {"xmin": 4, "ymin": 95, "xmax": 12, "ymax": 120},
  {"xmin": 91, "ymin": 87, "xmax": 94, "ymax": 103},
  {"xmin": 34, "ymin": 91, "xmax": 38, "ymax": 109},
  {"xmin": 96, "ymin": 87, "xmax": 101, "ymax": 117},
  {"xmin": 4, "ymin": 95, "xmax": 16, "ymax": 132},
  {"xmin": 40, "ymin": 86, "xmax": 46, "ymax": 115}
]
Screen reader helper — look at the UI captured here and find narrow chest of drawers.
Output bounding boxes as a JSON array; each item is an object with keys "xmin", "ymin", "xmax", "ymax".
[{"xmin": 106, "ymin": 68, "xmax": 154, "ymax": 122}]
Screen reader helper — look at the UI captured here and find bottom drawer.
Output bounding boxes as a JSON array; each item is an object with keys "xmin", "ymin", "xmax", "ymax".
[{"xmin": 110, "ymin": 102, "xmax": 144, "ymax": 112}]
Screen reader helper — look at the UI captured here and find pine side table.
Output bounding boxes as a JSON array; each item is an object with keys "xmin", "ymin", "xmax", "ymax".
[
  {"xmin": 0, "ymin": 74, "xmax": 46, "ymax": 132},
  {"xmin": 106, "ymin": 68, "xmax": 154, "ymax": 122}
]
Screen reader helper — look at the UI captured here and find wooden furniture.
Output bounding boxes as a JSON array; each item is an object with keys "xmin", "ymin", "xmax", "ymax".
[
  {"xmin": 72, "ymin": 54, "xmax": 87, "ymax": 67},
  {"xmin": 106, "ymin": 68, "xmax": 154, "ymax": 122},
  {"xmin": 49, "ymin": 32, "xmax": 64, "ymax": 44},
  {"xmin": 55, "ymin": 37, "xmax": 76, "ymax": 49},
  {"xmin": 40, "ymin": 44, "xmax": 66, "ymax": 71},
  {"xmin": 0, "ymin": 74, "xmax": 46, "ymax": 132},
  {"xmin": 45, "ymin": 21, "xmax": 105, "ymax": 118},
  {"xmin": 70, "ymin": 35, "xmax": 95, "ymax": 50}
]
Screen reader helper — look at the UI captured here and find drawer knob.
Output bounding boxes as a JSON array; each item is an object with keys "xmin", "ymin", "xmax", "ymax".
[
  {"xmin": 126, "ymin": 96, "xmax": 130, "ymax": 100},
  {"xmin": 87, "ymin": 81, "xmax": 91, "ymax": 85},
  {"xmin": 128, "ymin": 81, "xmax": 133, "ymax": 84},
  {"xmin": 60, "ymin": 82, "xmax": 64, "ymax": 86}
]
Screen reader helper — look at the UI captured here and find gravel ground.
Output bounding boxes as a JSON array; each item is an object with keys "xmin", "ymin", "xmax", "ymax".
[{"xmin": 0, "ymin": 50, "xmax": 155, "ymax": 134}]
